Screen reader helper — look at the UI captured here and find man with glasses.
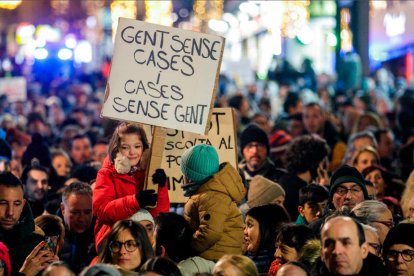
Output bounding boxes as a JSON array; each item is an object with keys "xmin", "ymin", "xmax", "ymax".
[{"xmin": 383, "ymin": 223, "xmax": 414, "ymax": 276}]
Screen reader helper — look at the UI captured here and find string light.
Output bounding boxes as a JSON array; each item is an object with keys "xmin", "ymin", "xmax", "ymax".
[
  {"xmin": 110, "ymin": 1, "xmax": 137, "ymax": 40},
  {"xmin": 280, "ymin": 0, "xmax": 310, "ymax": 38},
  {"xmin": 0, "ymin": 0, "xmax": 22, "ymax": 10},
  {"xmin": 51, "ymin": 0, "xmax": 70, "ymax": 16},
  {"xmin": 193, "ymin": 0, "xmax": 224, "ymax": 32}
]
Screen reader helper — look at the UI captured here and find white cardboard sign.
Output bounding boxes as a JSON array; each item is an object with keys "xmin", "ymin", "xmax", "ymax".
[{"xmin": 102, "ymin": 18, "xmax": 225, "ymax": 134}]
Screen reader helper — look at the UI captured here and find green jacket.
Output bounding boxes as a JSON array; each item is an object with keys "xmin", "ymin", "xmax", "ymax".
[
  {"xmin": 184, "ymin": 163, "xmax": 245, "ymax": 262},
  {"xmin": 0, "ymin": 204, "xmax": 44, "ymax": 275}
]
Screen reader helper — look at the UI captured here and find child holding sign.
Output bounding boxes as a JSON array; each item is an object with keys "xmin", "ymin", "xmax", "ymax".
[
  {"xmin": 180, "ymin": 144, "xmax": 245, "ymax": 262},
  {"xmin": 93, "ymin": 122, "xmax": 169, "ymax": 253}
]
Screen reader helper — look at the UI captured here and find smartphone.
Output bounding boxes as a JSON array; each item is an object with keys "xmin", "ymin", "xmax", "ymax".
[{"xmin": 43, "ymin": 235, "xmax": 59, "ymax": 255}]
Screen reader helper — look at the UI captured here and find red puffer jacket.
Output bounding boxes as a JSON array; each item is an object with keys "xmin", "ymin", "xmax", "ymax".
[{"xmin": 93, "ymin": 157, "xmax": 170, "ymax": 251}]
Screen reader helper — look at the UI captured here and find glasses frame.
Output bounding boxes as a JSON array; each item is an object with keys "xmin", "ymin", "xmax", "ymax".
[
  {"xmin": 109, "ymin": 240, "xmax": 139, "ymax": 253},
  {"xmin": 373, "ymin": 220, "xmax": 394, "ymax": 229},
  {"xmin": 334, "ymin": 186, "xmax": 363, "ymax": 196},
  {"xmin": 386, "ymin": 249, "xmax": 414, "ymax": 262},
  {"xmin": 368, "ymin": 242, "xmax": 382, "ymax": 255}
]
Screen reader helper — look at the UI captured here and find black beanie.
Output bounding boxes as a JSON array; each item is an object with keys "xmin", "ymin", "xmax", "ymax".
[
  {"xmin": 383, "ymin": 223, "xmax": 414, "ymax": 256},
  {"xmin": 22, "ymin": 133, "xmax": 51, "ymax": 169},
  {"xmin": 328, "ymin": 165, "xmax": 368, "ymax": 209},
  {"xmin": 240, "ymin": 124, "xmax": 269, "ymax": 154}
]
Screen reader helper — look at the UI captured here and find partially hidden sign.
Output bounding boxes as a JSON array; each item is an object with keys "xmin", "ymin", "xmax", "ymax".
[
  {"xmin": 102, "ymin": 17, "xmax": 225, "ymax": 135},
  {"xmin": 0, "ymin": 77, "xmax": 27, "ymax": 102},
  {"xmin": 145, "ymin": 108, "xmax": 238, "ymax": 203}
]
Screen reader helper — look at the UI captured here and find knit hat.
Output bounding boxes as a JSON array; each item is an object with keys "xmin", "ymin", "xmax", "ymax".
[
  {"xmin": 328, "ymin": 165, "xmax": 368, "ymax": 208},
  {"xmin": 240, "ymin": 124, "xmax": 270, "ymax": 154},
  {"xmin": 130, "ymin": 209, "xmax": 154, "ymax": 226},
  {"xmin": 0, "ymin": 242, "xmax": 11, "ymax": 276},
  {"xmin": 248, "ymin": 175, "xmax": 285, "ymax": 208},
  {"xmin": 180, "ymin": 144, "xmax": 219, "ymax": 183},
  {"xmin": 383, "ymin": 223, "xmax": 414, "ymax": 256},
  {"xmin": 22, "ymin": 133, "xmax": 51, "ymax": 169}
]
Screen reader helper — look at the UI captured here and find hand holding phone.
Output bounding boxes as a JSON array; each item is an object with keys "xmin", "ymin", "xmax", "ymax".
[{"xmin": 43, "ymin": 235, "xmax": 59, "ymax": 255}]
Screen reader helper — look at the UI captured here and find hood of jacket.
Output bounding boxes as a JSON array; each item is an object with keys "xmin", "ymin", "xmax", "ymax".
[{"xmin": 197, "ymin": 163, "xmax": 245, "ymax": 204}]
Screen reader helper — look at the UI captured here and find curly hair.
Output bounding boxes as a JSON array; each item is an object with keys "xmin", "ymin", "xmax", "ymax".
[{"xmin": 284, "ymin": 135, "xmax": 330, "ymax": 174}]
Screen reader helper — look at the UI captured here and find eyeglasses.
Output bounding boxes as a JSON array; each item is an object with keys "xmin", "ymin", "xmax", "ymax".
[
  {"xmin": 244, "ymin": 142, "xmax": 266, "ymax": 151},
  {"xmin": 334, "ymin": 186, "xmax": 362, "ymax": 196},
  {"xmin": 368, "ymin": 242, "xmax": 382, "ymax": 255},
  {"xmin": 109, "ymin": 240, "xmax": 138, "ymax": 253},
  {"xmin": 386, "ymin": 249, "xmax": 414, "ymax": 262},
  {"xmin": 373, "ymin": 220, "xmax": 394, "ymax": 229}
]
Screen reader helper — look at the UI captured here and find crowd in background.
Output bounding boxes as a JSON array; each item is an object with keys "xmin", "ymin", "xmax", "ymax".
[{"xmin": 0, "ymin": 56, "xmax": 414, "ymax": 276}]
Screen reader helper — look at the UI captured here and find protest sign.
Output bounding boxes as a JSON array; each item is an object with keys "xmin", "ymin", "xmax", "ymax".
[
  {"xmin": 145, "ymin": 108, "xmax": 237, "ymax": 203},
  {"xmin": 0, "ymin": 77, "xmax": 27, "ymax": 102},
  {"xmin": 102, "ymin": 17, "xmax": 225, "ymax": 134}
]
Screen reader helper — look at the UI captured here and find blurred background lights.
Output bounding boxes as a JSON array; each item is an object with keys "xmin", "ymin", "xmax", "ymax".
[
  {"xmin": 65, "ymin": 34, "xmax": 77, "ymax": 49},
  {"xmin": 208, "ymin": 19, "xmax": 229, "ymax": 33},
  {"xmin": 74, "ymin": 41, "xmax": 92, "ymax": 63},
  {"xmin": 34, "ymin": 48, "xmax": 48, "ymax": 60},
  {"xmin": 57, "ymin": 48, "xmax": 72, "ymax": 60}
]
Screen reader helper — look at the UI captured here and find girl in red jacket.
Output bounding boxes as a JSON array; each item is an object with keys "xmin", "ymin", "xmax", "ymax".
[{"xmin": 93, "ymin": 122, "xmax": 170, "ymax": 253}]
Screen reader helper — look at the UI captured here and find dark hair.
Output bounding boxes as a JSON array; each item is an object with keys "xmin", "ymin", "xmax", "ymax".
[
  {"xmin": 246, "ymin": 204, "xmax": 290, "ymax": 254},
  {"xmin": 298, "ymin": 184, "xmax": 329, "ymax": 206},
  {"xmin": 35, "ymin": 214, "xmax": 65, "ymax": 251},
  {"xmin": 276, "ymin": 224, "xmax": 315, "ymax": 253},
  {"xmin": 0, "ymin": 171, "xmax": 23, "ymax": 189},
  {"xmin": 70, "ymin": 134, "xmax": 91, "ymax": 151},
  {"xmin": 139, "ymin": 257, "xmax": 181, "ymax": 276},
  {"xmin": 108, "ymin": 122, "xmax": 149, "ymax": 163},
  {"xmin": 283, "ymin": 92, "xmax": 300, "ymax": 114},
  {"xmin": 21, "ymin": 158, "xmax": 49, "ymax": 185},
  {"xmin": 228, "ymin": 95, "xmax": 245, "ymax": 111},
  {"xmin": 284, "ymin": 135, "xmax": 329, "ymax": 174},
  {"xmin": 99, "ymin": 220, "xmax": 154, "ymax": 271},
  {"xmin": 154, "ymin": 212, "xmax": 194, "ymax": 263},
  {"xmin": 62, "ymin": 181, "xmax": 92, "ymax": 203},
  {"xmin": 70, "ymin": 164, "xmax": 98, "ymax": 184},
  {"xmin": 304, "ymin": 102, "xmax": 322, "ymax": 112}
]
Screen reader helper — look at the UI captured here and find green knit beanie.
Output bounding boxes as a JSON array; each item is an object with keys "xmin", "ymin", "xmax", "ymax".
[{"xmin": 180, "ymin": 144, "xmax": 219, "ymax": 183}]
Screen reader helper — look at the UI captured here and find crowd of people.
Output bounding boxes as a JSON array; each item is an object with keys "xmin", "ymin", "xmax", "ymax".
[{"xmin": 0, "ymin": 58, "xmax": 413, "ymax": 276}]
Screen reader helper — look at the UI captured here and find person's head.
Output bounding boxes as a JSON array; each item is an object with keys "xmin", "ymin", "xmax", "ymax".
[
  {"xmin": 153, "ymin": 212, "xmax": 194, "ymax": 263},
  {"xmin": 284, "ymin": 135, "xmax": 329, "ymax": 178},
  {"xmin": 252, "ymin": 113, "xmax": 272, "ymax": 134},
  {"xmin": 130, "ymin": 209, "xmax": 155, "ymax": 245},
  {"xmin": 35, "ymin": 214, "xmax": 65, "ymax": 253},
  {"xmin": 329, "ymin": 165, "xmax": 368, "ymax": 211},
  {"xmin": 364, "ymin": 180, "xmax": 376, "ymax": 200},
  {"xmin": 354, "ymin": 112, "xmax": 383, "ymax": 133},
  {"xmin": 70, "ymin": 134, "xmax": 92, "ymax": 165},
  {"xmin": 99, "ymin": 220, "xmax": 154, "ymax": 271},
  {"xmin": 351, "ymin": 200, "xmax": 393, "ymax": 244},
  {"xmin": 320, "ymin": 216, "xmax": 369, "ymax": 275},
  {"xmin": 244, "ymin": 204, "xmax": 290, "ymax": 254},
  {"xmin": 287, "ymin": 113, "xmax": 305, "ymax": 138},
  {"xmin": 362, "ymin": 224, "xmax": 381, "ymax": 257},
  {"xmin": 0, "ymin": 171, "xmax": 25, "ymax": 230},
  {"xmin": 180, "ymin": 144, "xmax": 219, "ymax": 184},
  {"xmin": 240, "ymin": 123, "xmax": 270, "ymax": 172},
  {"xmin": 348, "ymin": 131, "xmax": 377, "ymax": 151},
  {"xmin": 213, "ymin": 254, "xmax": 258, "ymax": 276},
  {"xmin": 406, "ymin": 197, "xmax": 414, "ymax": 220},
  {"xmin": 283, "ymin": 92, "xmax": 302, "ymax": 115},
  {"xmin": 383, "ymin": 223, "xmax": 414, "ymax": 276},
  {"xmin": 21, "ymin": 159, "xmax": 49, "ymax": 202},
  {"xmin": 362, "ymin": 165, "xmax": 387, "ymax": 198},
  {"xmin": 374, "ymin": 128, "xmax": 394, "ymax": 159},
  {"xmin": 351, "ymin": 146, "xmax": 379, "ymax": 173},
  {"xmin": 92, "ymin": 139, "xmax": 109, "ymax": 164},
  {"xmin": 247, "ymin": 175, "xmax": 285, "ymax": 208},
  {"xmin": 274, "ymin": 224, "xmax": 315, "ymax": 265},
  {"xmin": 51, "ymin": 149, "xmax": 72, "ymax": 178},
  {"xmin": 298, "ymin": 184, "xmax": 329, "ymax": 224},
  {"xmin": 276, "ymin": 262, "xmax": 309, "ymax": 276},
  {"xmin": 42, "ymin": 261, "xmax": 74, "ymax": 276},
  {"xmin": 108, "ymin": 123, "xmax": 149, "ymax": 167},
  {"xmin": 303, "ymin": 102, "xmax": 324, "ymax": 134},
  {"xmin": 228, "ymin": 94, "xmax": 249, "ymax": 117},
  {"xmin": 61, "ymin": 181, "xmax": 93, "ymax": 234},
  {"xmin": 140, "ymin": 257, "xmax": 181, "ymax": 276},
  {"xmin": 79, "ymin": 263, "xmax": 121, "ymax": 276}
]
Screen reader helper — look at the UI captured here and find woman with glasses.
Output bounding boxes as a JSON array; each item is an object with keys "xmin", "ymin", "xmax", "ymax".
[
  {"xmin": 383, "ymin": 223, "xmax": 414, "ymax": 276},
  {"xmin": 98, "ymin": 220, "xmax": 154, "ymax": 272}
]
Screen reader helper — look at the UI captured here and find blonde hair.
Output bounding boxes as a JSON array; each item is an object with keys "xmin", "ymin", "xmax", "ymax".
[
  {"xmin": 400, "ymin": 170, "xmax": 414, "ymax": 218},
  {"xmin": 351, "ymin": 146, "xmax": 379, "ymax": 166},
  {"xmin": 214, "ymin": 255, "xmax": 258, "ymax": 276}
]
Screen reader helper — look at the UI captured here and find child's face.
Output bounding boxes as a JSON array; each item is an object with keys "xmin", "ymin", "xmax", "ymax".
[
  {"xmin": 299, "ymin": 200, "xmax": 327, "ymax": 224},
  {"xmin": 119, "ymin": 134, "xmax": 144, "ymax": 167}
]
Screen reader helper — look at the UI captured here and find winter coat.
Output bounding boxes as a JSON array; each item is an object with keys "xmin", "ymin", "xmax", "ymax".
[
  {"xmin": 93, "ymin": 157, "xmax": 170, "ymax": 251},
  {"xmin": 239, "ymin": 158, "xmax": 286, "ymax": 184},
  {"xmin": 311, "ymin": 253, "xmax": 387, "ymax": 276},
  {"xmin": 279, "ymin": 172, "xmax": 308, "ymax": 220},
  {"xmin": 184, "ymin": 163, "xmax": 245, "ymax": 261},
  {"xmin": 0, "ymin": 204, "xmax": 43, "ymax": 275}
]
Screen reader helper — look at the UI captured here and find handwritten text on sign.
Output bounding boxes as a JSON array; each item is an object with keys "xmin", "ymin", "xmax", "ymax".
[
  {"xmin": 102, "ymin": 18, "xmax": 225, "ymax": 134},
  {"xmin": 147, "ymin": 108, "xmax": 237, "ymax": 203}
]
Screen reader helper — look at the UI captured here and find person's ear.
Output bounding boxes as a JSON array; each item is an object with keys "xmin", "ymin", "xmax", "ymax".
[
  {"xmin": 298, "ymin": 206, "xmax": 305, "ymax": 216},
  {"xmin": 60, "ymin": 202, "xmax": 65, "ymax": 215},
  {"xmin": 360, "ymin": 241, "xmax": 369, "ymax": 259}
]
